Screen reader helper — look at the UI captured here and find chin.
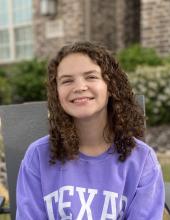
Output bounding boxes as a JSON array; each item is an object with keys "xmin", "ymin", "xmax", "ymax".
[
  {"xmin": 70, "ymin": 112, "xmax": 95, "ymax": 120},
  {"xmin": 73, "ymin": 114, "xmax": 93, "ymax": 120}
]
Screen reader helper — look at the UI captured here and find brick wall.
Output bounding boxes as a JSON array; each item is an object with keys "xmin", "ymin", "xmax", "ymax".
[
  {"xmin": 114, "ymin": 0, "xmax": 140, "ymax": 52},
  {"xmin": 33, "ymin": 0, "xmax": 141, "ymax": 58},
  {"xmin": 90, "ymin": 0, "xmax": 116, "ymax": 50},
  {"xmin": 141, "ymin": 0, "xmax": 170, "ymax": 55},
  {"xmin": 33, "ymin": 0, "xmax": 86, "ymax": 59},
  {"xmin": 90, "ymin": 0, "xmax": 140, "ymax": 52}
]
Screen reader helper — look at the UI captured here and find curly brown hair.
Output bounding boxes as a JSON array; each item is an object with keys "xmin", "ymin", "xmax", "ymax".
[{"xmin": 47, "ymin": 41, "xmax": 145, "ymax": 164}]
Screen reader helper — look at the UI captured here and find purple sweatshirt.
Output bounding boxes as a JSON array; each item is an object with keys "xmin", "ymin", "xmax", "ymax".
[{"xmin": 16, "ymin": 135, "xmax": 165, "ymax": 220}]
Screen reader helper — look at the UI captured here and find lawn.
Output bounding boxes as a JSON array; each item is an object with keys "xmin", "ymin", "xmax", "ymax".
[
  {"xmin": 0, "ymin": 215, "xmax": 10, "ymax": 220},
  {"xmin": 159, "ymin": 155, "xmax": 170, "ymax": 219},
  {"xmin": 158, "ymin": 153, "xmax": 170, "ymax": 182},
  {"xmin": 162, "ymin": 163, "xmax": 170, "ymax": 182}
]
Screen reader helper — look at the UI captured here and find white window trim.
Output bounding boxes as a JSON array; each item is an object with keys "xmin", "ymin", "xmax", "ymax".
[
  {"xmin": 8, "ymin": 0, "xmax": 15, "ymax": 61},
  {"xmin": 0, "ymin": 0, "xmax": 33, "ymax": 64}
]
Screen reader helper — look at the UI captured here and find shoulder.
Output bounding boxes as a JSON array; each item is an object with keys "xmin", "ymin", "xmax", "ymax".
[
  {"xmin": 22, "ymin": 135, "xmax": 50, "ymax": 170},
  {"xmin": 134, "ymin": 138, "xmax": 158, "ymax": 163},
  {"xmin": 131, "ymin": 138, "xmax": 160, "ymax": 175},
  {"xmin": 134, "ymin": 138, "xmax": 152, "ymax": 153}
]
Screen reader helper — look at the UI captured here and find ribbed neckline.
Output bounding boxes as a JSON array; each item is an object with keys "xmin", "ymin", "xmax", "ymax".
[{"xmin": 79, "ymin": 144, "xmax": 114, "ymax": 161}]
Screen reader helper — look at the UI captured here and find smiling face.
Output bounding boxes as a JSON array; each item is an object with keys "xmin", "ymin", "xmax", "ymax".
[{"xmin": 57, "ymin": 53, "xmax": 109, "ymax": 121}]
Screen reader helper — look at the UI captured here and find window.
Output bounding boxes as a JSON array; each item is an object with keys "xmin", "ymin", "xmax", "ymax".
[{"xmin": 0, "ymin": 0, "xmax": 33, "ymax": 63}]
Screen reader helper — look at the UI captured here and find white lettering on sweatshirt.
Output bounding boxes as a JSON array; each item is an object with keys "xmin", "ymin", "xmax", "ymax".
[{"xmin": 44, "ymin": 185, "xmax": 127, "ymax": 220}]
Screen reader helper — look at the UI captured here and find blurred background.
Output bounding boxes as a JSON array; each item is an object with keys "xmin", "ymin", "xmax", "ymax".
[{"xmin": 0, "ymin": 0, "xmax": 170, "ymax": 219}]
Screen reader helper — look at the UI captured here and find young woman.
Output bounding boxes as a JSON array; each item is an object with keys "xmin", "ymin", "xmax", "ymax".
[{"xmin": 16, "ymin": 41, "xmax": 165, "ymax": 219}]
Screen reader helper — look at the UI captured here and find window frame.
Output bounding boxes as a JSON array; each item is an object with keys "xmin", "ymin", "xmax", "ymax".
[{"xmin": 0, "ymin": 0, "xmax": 33, "ymax": 64}]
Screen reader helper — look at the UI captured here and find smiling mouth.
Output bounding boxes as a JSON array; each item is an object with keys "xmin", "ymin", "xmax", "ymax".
[{"xmin": 71, "ymin": 97, "xmax": 94, "ymax": 103}]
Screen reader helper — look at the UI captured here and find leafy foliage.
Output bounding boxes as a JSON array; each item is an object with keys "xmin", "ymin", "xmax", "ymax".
[
  {"xmin": 0, "ymin": 76, "xmax": 12, "ymax": 104},
  {"xmin": 128, "ymin": 65, "xmax": 170, "ymax": 125},
  {"xmin": 9, "ymin": 59, "xmax": 47, "ymax": 103},
  {"xmin": 117, "ymin": 44, "xmax": 163, "ymax": 71}
]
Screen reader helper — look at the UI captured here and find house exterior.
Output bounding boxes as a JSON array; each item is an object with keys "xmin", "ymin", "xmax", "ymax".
[
  {"xmin": 141, "ymin": 0, "xmax": 170, "ymax": 55},
  {"xmin": 0, "ymin": 0, "xmax": 170, "ymax": 65}
]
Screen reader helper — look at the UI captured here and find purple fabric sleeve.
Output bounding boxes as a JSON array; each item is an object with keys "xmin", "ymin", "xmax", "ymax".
[
  {"xmin": 16, "ymin": 143, "xmax": 48, "ymax": 220},
  {"xmin": 125, "ymin": 149, "xmax": 165, "ymax": 219}
]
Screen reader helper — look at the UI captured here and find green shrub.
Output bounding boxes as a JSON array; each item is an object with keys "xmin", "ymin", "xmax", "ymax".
[
  {"xmin": 10, "ymin": 59, "xmax": 47, "ymax": 103},
  {"xmin": 128, "ymin": 64, "xmax": 170, "ymax": 125},
  {"xmin": 117, "ymin": 44, "xmax": 163, "ymax": 71},
  {"xmin": 163, "ymin": 55, "xmax": 170, "ymax": 65},
  {"xmin": 0, "ymin": 68, "xmax": 6, "ymax": 77},
  {"xmin": 0, "ymin": 76, "xmax": 12, "ymax": 104}
]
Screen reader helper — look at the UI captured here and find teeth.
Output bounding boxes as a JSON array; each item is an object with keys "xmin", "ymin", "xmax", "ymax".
[{"xmin": 73, "ymin": 98, "xmax": 91, "ymax": 103}]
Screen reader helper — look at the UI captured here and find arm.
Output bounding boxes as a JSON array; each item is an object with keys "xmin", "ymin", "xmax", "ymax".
[
  {"xmin": 126, "ymin": 149, "xmax": 165, "ymax": 220},
  {"xmin": 16, "ymin": 152, "xmax": 48, "ymax": 219}
]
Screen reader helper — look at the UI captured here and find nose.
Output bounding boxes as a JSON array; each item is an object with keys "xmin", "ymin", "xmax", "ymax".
[{"xmin": 73, "ymin": 79, "xmax": 88, "ymax": 93}]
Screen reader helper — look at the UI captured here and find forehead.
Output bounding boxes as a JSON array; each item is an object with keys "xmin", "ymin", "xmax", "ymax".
[{"xmin": 57, "ymin": 53, "xmax": 101, "ymax": 76}]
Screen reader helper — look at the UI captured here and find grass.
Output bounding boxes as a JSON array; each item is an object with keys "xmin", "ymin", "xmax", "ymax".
[
  {"xmin": 0, "ymin": 215, "xmax": 11, "ymax": 220},
  {"xmin": 164, "ymin": 210, "xmax": 170, "ymax": 220},
  {"xmin": 159, "ymin": 155, "xmax": 170, "ymax": 219},
  {"xmin": 157, "ymin": 153, "xmax": 170, "ymax": 183},
  {"xmin": 161, "ymin": 163, "xmax": 170, "ymax": 182}
]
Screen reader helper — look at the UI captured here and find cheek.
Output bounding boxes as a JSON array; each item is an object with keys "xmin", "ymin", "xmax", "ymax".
[
  {"xmin": 98, "ymin": 83, "xmax": 108, "ymax": 97},
  {"xmin": 102, "ymin": 86, "xmax": 109, "ymax": 103},
  {"xmin": 57, "ymin": 89, "xmax": 64, "ymax": 105},
  {"xmin": 57, "ymin": 88, "xmax": 69, "ymax": 108}
]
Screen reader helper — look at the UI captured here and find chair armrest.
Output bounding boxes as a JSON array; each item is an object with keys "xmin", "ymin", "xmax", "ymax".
[
  {"xmin": 0, "ymin": 196, "xmax": 10, "ymax": 214},
  {"xmin": 165, "ymin": 203, "xmax": 170, "ymax": 215},
  {"xmin": 0, "ymin": 196, "xmax": 5, "ymax": 208}
]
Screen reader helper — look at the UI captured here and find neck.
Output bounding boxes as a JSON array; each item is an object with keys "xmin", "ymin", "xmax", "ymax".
[{"xmin": 74, "ymin": 112, "xmax": 111, "ymax": 156}]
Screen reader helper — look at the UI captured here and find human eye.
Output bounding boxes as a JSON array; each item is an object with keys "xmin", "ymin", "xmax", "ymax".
[
  {"xmin": 87, "ymin": 74, "xmax": 98, "ymax": 80},
  {"xmin": 61, "ymin": 79, "xmax": 73, "ymax": 84}
]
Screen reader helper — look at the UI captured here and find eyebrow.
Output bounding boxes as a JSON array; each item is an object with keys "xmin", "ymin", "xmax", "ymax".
[{"xmin": 57, "ymin": 70, "xmax": 100, "ymax": 81}]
